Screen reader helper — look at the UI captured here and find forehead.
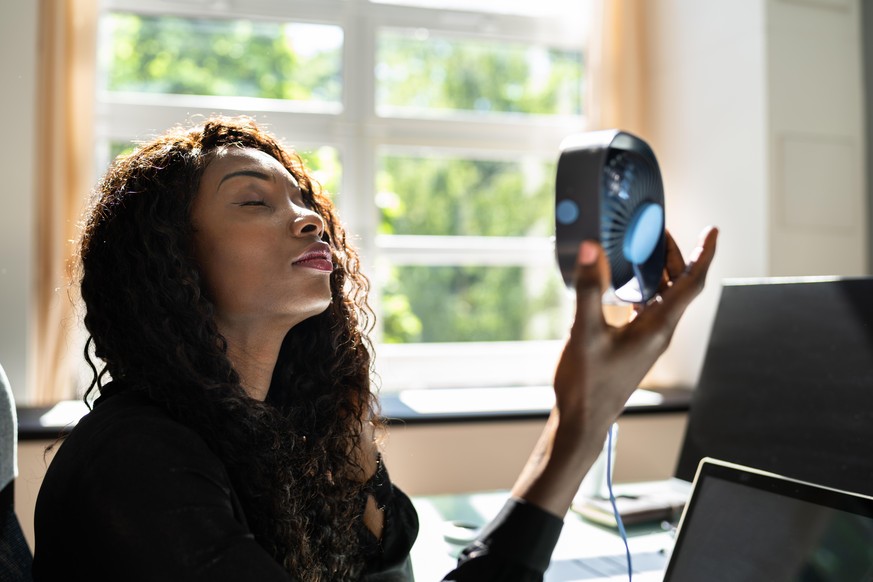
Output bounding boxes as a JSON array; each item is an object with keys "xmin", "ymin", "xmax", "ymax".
[{"xmin": 200, "ymin": 146, "xmax": 300, "ymax": 189}]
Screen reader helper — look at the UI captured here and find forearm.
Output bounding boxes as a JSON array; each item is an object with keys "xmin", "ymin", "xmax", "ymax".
[{"xmin": 510, "ymin": 408, "xmax": 607, "ymax": 518}]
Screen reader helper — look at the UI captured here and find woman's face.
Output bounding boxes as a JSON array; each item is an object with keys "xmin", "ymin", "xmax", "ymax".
[{"xmin": 190, "ymin": 146, "xmax": 333, "ymax": 336}]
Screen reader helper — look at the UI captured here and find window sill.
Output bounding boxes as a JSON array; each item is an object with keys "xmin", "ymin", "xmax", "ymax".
[
  {"xmin": 16, "ymin": 386, "xmax": 692, "ymax": 440},
  {"xmin": 379, "ymin": 386, "xmax": 691, "ymax": 425}
]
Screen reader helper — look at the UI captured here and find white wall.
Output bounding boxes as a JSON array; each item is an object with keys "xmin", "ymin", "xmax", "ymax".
[
  {"xmin": 766, "ymin": 0, "xmax": 867, "ymax": 276},
  {"xmin": 0, "ymin": 2, "xmax": 38, "ymax": 403},
  {"xmin": 642, "ymin": 0, "xmax": 867, "ymax": 388},
  {"xmin": 643, "ymin": 0, "xmax": 770, "ymax": 387},
  {"xmin": 382, "ymin": 413, "xmax": 688, "ymax": 496}
]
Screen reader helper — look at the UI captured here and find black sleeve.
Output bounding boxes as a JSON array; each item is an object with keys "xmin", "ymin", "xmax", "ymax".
[{"xmin": 441, "ymin": 499, "xmax": 564, "ymax": 582}]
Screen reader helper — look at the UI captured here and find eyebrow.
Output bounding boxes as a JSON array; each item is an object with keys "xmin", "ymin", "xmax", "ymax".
[{"xmin": 217, "ymin": 169, "xmax": 274, "ymax": 190}]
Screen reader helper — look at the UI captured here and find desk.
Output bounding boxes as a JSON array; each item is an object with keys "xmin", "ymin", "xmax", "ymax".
[{"xmin": 410, "ymin": 489, "xmax": 679, "ymax": 581}]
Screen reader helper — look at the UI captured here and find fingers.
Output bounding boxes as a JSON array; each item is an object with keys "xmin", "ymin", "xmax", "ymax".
[
  {"xmin": 663, "ymin": 226, "xmax": 718, "ymax": 316},
  {"xmin": 572, "ymin": 227, "xmax": 718, "ymax": 353},
  {"xmin": 685, "ymin": 226, "xmax": 719, "ymax": 280},
  {"xmin": 572, "ymin": 241, "xmax": 608, "ymax": 335},
  {"xmin": 627, "ymin": 226, "xmax": 719, "ymax": 347}
]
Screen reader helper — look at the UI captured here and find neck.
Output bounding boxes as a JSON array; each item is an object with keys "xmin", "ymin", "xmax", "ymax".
[{"xmin": 220, "ymin": 325, "xmax": 286, "ymax": 401}]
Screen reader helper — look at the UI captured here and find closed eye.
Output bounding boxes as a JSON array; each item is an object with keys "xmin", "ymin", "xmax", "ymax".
[{"xmin": 237, "ymin": 200, "xmax": 268, "ymax": 207}]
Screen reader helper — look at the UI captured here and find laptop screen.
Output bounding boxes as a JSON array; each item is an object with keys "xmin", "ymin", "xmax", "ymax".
[
  {"xmin": 674, "ymin": 277, "xmax": 873, "ymax": 497},
  {"xmin": 664, "ymin": 459, "xmax": 873, "ymax": 582}
]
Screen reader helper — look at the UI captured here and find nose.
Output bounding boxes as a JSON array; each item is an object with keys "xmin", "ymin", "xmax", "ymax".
[{"xmin": 291, "ymin": 205, "xmax": 325, "ymax": 238}]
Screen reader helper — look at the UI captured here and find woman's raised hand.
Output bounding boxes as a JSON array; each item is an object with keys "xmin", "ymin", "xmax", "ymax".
[
  {"xmin": 511, "ymin": 226, "xmax": 718, "ymax": 517},
  {"xmin": 556, "ymin": 227, "xmax": 718, "ymax": 442}
]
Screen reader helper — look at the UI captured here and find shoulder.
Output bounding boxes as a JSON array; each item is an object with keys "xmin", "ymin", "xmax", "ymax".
[
  {"xmin": 40, "ymin": 387, "xmax": 233, "ymax": 514},
  {"xmin": 64, "ymin": 388, "xmax": 220, "ymax": 474}
]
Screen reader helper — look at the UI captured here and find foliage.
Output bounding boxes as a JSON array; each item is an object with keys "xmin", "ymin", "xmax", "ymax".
[
  {"xmin": 377, "ymin": 155, "xmax": 553, "ymax": 237},
  {"xmin": 107, "ymin": 13, "xmax": 341, "ymax": 102},
  {"xmin": 377, "ymin": 31, "xmax": 583, "ymax": 115},
  {"xmin": 381, "ymin": 265, "xmax": 565, "ymax": 343},
  {"xmin": 377, "ymin": 154, "xmax": 562, "ymax": 342},
  {"xmin": 297, "ymin": 147, "xmax": 342, "ymax": 202}
]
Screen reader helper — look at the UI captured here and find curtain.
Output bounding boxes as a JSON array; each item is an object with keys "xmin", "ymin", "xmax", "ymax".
[
  {"xmin": 587, "ymin": 0, "xmax": 648, "ymax": 136},
  {"xmin": 32, "ymin": 0, "xmax": 98, "ymax": 404}
]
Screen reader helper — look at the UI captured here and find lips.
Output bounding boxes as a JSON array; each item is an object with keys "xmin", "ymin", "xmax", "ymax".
[{"xmin": 292, "ymin": 242, "xmax": 334, "ymax": 272}]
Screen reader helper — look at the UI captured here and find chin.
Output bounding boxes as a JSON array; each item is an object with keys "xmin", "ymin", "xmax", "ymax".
[
  {"xmin": 290, "ymin": 296, "xmax": 333, "ymax": 328},
  {"xmin": 292, "ymin": 279, "xmax": 333, "ymax": 318}
]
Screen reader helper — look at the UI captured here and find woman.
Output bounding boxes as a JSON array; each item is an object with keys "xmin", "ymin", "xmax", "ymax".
[{"xmin": 33, "ymin": 116, "xmax": 717, "ymax": 581}]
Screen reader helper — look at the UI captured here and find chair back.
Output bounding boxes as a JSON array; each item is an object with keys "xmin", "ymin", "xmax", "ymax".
[{"xmin": 0, "ymin": 364, "xmax": 33, "ymax": 581}]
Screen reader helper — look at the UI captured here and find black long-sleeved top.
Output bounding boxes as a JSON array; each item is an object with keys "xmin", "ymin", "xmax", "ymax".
[{"xmin": 33, "ymin": 387, "xmax": 563, "ymax": 581}]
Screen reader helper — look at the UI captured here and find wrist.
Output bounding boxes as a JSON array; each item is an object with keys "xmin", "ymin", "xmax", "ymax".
[{"xmin": 551, "ymin": 409, "xmax": 611, "ymax": 468}]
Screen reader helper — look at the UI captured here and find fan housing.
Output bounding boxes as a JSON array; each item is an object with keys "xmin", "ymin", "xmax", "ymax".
[{"xmin": 555, "ymin": 130, "xmax": 666, "ymax": 303}]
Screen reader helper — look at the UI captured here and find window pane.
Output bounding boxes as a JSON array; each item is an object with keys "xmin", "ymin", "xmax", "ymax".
[
  {"xmin": 377, "ymin": 153, "xmax": 555, "ymax": 236},
  {"xmin": 109, "ymin": 140, "xmax": 135, "ymax": 161},
  {"xmin": 381, "ymin": 264, "xmax": 566, "ymax": 343},
  {"xmin": 297, "ymin": 146, "xmax": 342, "ymax": 202},
  {"xmin": 376, "ymin": 29, "xmax": 582, "ymax": 117},
  {"xmin": 103, "ymin": 13, "xmax": 343, "ymax": 103}
]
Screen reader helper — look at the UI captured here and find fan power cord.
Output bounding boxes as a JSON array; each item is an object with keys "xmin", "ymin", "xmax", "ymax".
[{"xmin": 606, "ymin": 422, "xmax": 632, "ymax": 581}]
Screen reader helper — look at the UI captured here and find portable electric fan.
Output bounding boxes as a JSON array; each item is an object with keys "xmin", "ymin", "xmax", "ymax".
[{"xmin": 554, "ymin": 130, "xmax": 666, "ymax": 303}]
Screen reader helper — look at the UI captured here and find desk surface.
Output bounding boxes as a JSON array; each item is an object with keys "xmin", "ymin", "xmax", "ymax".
[{"xmin": 410, "ymin": 488, "xmax": 681, "ymax": 581}]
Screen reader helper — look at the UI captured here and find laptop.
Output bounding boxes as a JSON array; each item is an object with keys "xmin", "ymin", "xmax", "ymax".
[{"xmin": 664, "ymin": 457, "xmax": 873, "ymax": 581}]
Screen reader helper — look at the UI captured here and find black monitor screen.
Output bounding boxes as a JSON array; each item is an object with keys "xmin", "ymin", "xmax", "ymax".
[{"xmin": 674, "ymin": 277, "xmax": 873, "ymax": 497}]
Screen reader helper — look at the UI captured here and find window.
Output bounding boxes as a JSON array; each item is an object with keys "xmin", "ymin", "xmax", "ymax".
[{"xmin": 95, "ymin": 0, "xmax": 591, "ymax": 393}]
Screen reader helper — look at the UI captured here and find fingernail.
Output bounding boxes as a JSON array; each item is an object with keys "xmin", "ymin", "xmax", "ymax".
[{"xmin": 579, "ymin": 241, "xmax": 599, "ymax": 265}]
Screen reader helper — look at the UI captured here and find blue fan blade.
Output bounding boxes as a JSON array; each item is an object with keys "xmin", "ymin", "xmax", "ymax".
[{"xmin": 622, "ymin": 202, "xmax": 664, "ymax": 265}]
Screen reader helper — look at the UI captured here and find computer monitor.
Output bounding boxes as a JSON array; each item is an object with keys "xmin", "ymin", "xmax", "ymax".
[{"xmin": 674, "ymin": 277, "xmax": 873, "ymax": 497}]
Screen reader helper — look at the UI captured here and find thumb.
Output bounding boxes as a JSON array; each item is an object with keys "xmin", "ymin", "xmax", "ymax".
[{"xmin": 572, "ymin": 241, "xmax": 608, "ymax": 335}]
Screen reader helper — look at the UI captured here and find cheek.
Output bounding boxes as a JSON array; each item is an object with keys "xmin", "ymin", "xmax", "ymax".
[
  {"xmin": 195, "ymin": 237, "xmax": 257, "ymax": 303},
  {"xmin": 197, "ymin": 235, "xmax": 291, "ymax": 313}
]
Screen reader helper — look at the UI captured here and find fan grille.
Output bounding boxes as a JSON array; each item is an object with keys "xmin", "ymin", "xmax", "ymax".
[{"xmin": 600, "ymin": 149, "xmax": 664, "ymax": 289}]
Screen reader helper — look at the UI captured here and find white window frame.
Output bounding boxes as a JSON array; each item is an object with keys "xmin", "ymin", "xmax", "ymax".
[{"xmin": 95, "ymin": 0, "xmax": 592, "ymax": 393}]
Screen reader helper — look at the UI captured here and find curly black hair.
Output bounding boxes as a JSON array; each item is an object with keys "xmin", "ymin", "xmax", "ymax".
[{"xmin": 78, "ymin": 116, "xmax": 377, "ymax": 579}]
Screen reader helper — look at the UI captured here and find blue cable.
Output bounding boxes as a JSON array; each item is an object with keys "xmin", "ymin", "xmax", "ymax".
[{"xmin": 606, "ymin": 423, "xmax": 632, "ymax": 581}]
